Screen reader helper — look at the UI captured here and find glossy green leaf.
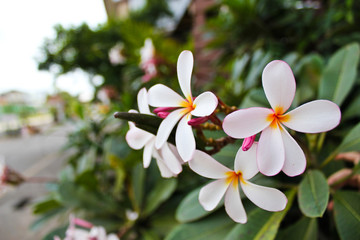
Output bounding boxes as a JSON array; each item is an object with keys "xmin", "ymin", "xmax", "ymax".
[
  {"xmin": 166, "ymin": 213, "xmax": 235, "ymax": 240},
  {"xmin": 342, "ymin": 94, "xmax": 360, "ymax": 120},
  {"xmin": 276, "ymin": 217, "xmax": 318, "ymax": 240},
  {"xmin": 298, "ymin": 170, "xmax": 329, "ymax": 217},
  {"xmin": 245, "ymin": 50, "xmax": 272, "ymax": 90},
  {"xmin": 143, "ymin": 178, "xmax": 177, "ymax": 216},
  {"xmin": 131, "ymin": 163, "xmax": 145, "ymax": 212},
  {"xmin": 337, "ymin": 122, "xmax": 360, "ymax": 153},
  {"xmin": 176, "ymin": 187, "xmax": 219, "ymax": 223},
  {"xmin": 225, "ymin": 189, "xmax": 296, "ymax": 240},
  {"xmin": 333, "ymin": 191, "xmax": 360, "ymax": 240},
  {"xmin": 318, "ymin": 42, "xmax": 360, "ymax": 106}
]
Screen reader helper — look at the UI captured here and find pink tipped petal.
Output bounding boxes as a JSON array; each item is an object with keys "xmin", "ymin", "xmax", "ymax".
[
  {"xmin": 137, "ymin": 88, "xmax": 151, "ymax": 114},
  {"xmin": 241, "ymin": 180, "xmax": 287, "ymax": 212},
  {"xmin": 189, "ymin": 150, "xmax": 232, "ymax": 179},
  {"xmin": 155, "ymin": 109, "xmax": 184, "ymax": 149},
  {"xmin": 126, "ymin": 127, "xmax": 153, "ymax": 150},
  {"xmin": 188, "ymin": 116, "xmax": 209, "ymax": 126},
  {"xmin": 234, "ymin": 143, "xmax": 259, "ymax": 180},
  {"xmin": 280, "ymin": 126, "xmax": 306, "ymax": 176},
  {"xmin": 199, "ymin": 179, "xmax": 229, "ymax": 211},
  {"xmin": 177, "ymin": 50, "xmax": 194, "ymax": 100},
  {"xmin": 175, "ymin": 114, "xmax": 195, "ymax": 162},
  {"xmin": 191, "ymin": 92, "xmax": 218, "ymax": 117},
  {"xmin": 262, "ymin": 60, "xmax": 296, "ymax": 112},
  {"xmin": 155, "ymin": 158, "xmax": 176, "ymax": 178},
  {"xmin": 282, "ymin": 100, "xmax": 341, "ymax": 133},
  {"xmin": 224, "ymin": 183, "xmax": 247, "ymax": 223},
  {"xmin": 148, "ymin": 84, "xmax": 185, "ymax": 107},
  {"xmin": 143, "ymin": 138, "xmax": 155, "ymax": 168},
  {"xmin": 257, "ymin": 126, "xmax": 285, "ymax": 176},
  {"xmin": 223, "ymin": 107, "xmax": 273, "ymax": 139},
  {"xmin": 160, "ymin": 143, "xmax": 183, "ymax": 174}
]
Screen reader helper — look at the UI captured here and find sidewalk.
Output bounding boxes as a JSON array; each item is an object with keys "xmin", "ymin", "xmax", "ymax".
[{"xmin": 0, "ymin": 123, "xmax": 75, "ymax": 240}]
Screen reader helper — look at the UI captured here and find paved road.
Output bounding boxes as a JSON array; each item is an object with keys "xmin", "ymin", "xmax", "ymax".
[{"xmin": 0, "ymin": 123, "xmax": 75, "ymax": 240}]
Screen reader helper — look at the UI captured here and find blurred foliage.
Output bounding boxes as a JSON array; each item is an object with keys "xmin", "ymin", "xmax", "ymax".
[{"xmin": 34, "ymin": 0, "xmax": 360, "ymax": 240}]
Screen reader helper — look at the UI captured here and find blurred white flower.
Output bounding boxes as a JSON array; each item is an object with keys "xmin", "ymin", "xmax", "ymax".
[{"xmin": 108, "ymin": 43, "xmax": 126, "ymax": 65}]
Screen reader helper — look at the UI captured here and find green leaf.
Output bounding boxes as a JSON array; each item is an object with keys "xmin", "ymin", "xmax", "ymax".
[
  {"xmin": 42, "ymin": 225, "xmax": 67, "ymax": 240},
  {"xmin": 225, "ymin": 189, "xmax": 296, "ymax": 240},
  {"xmin": 176, "ymin": 187, "xmax": 219, "ymax": 223},
  {"xmin": 33, "ymin": 198, "xmax": 62, "ymax": 215},
  {"xmin": 318, "ymin": 42, "xmax": 360, "ymax": 106},
  {"xmin": 143, "ymin": 178, "xmax": 177, "ymax": 216},
  {"xmin": 130, "ymin": 163, "xmax": 145, "ymax": 212},
  {"xmin": 337, "ymin": 122, "xmax": 360, "ymax": 153},
  {"xmin": 298, "ymin": 170, "xmax": 329, "ymax": 217},
  {"xmin": 241, "ymin": 88, "xmax": 269, "ymax": 109},
  {"xmin": 276, "ymin": 217, "xmax": 318, "ymax": 240},
  {"xmin": 342, "ymin": 94, "xmax": 360, "ymax": 120},
  {"xmin": 333, "ymin": 191, "xmax": 360, "ymax": 240},
  {"xmin": 165, "ymin": 213, "xmax": 235, "ymax": 240},
  {"xmin": 114, "ymin": 112, "xmax": 163, "ymax": 136},
  {"xmin": 245, "ymin": 50, "xmax": 272, "ymax": 90}
]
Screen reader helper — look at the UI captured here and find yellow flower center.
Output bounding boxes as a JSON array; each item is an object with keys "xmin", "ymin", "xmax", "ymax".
[
  {"xmin": 179, "ymin": 96, "xmax": 196, "ymax": 115},
  {"xmin": 266, "ymin": 106, "xmax": 290, "ymax": 129},
  {"xmin": 226, "ymin": 171, "xmax": 246, "ymax": 188}
]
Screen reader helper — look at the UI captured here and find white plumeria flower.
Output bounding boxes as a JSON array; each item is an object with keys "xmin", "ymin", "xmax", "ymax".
[
  {"xmin": 223, "ymin": 60, "xmax": 341, "ymax": 176},
  {"xmin": 126, "ymin": 88, "xmax": 183, "ymax": 177},
  {"xmin": 148, "ymin": 50, "xmax": 218, "ymax": 161},
  {"xmin": 189, "ymin": 144, "xmax": 287, "ymax": 223}
]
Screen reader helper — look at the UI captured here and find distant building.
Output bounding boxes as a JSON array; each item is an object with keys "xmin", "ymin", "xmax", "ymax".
[{"xmin": 0, "ymin": 90, "xmax": 30, "ymax": 106}]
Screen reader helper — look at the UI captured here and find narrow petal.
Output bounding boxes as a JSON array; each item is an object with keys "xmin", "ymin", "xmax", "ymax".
[
  {"xmin": 224, "ymin": 182, "xmax": 247, "ymax": 223},
  {"xmin": 155, "ymin": 157, "xmax": 175, "ymax": 178},
  {"xmin": 159, "ymin": 143, "xmax": 183, "ymax": 174},
  {"xmin": 126, "ymin": 126, "xmax": 153, "ymax": 150},
  {"xmin": 137, "ymin": 88, "xmax": 151, "ymax": 114},
  {"xmin": 189, "ymin": 150, "xmax": 232, "ymax": 179},
  {"xmin": 282, "ymin": 100, "xmax": 341, "ymax": 133},
  {"xmin": 177, "ymin": 50, "xmax": 194, "ymax": 100},
  {"xmin": 176, "ymin": 114, "xmax": 196, "ymax": 162},
  {"xmin": 280, "ymin": 125, "xmax": 306, "ymax": 176},
  {"xmin": 262, "ymin": 60, "xmax": 296, "ymax": 113},
  {"xmin": 143, "ymin": 138, "xmax": 155, "ymax": 168},
  {"xmin": 257, "ymin": 126, "xmax": 285, "ymax": 176},
  {"xmin": 241, "ymin": 180, "xmax": 287, "ymax": 212},
  {"xmin": 234, "ymin": 143, "xmax": 259, "ymax": 180},
  {"xmin": 155, "ymin": 108, "xmax": 184, "ymax": 149},
  {"xmin": 223, "ymin": 107, "xmax": 273, "ymax": 139},
  {"xmin": 199, "ymin": 179, "xmax": 228, "ymax": 211},
  {"xmin": 148, "ymin": 84, "xmax": 184, "ymax": 107},
  {"xmin": 191, "ymin": 91, "xmax": 218, "ymax": 117}
]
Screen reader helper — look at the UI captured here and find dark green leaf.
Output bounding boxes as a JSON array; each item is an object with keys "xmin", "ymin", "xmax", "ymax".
[
  {"xmin": 276, "ymin": 217, "xmax": 318, "ymax": 240},
  {"xmin": 333, "ymin": 191, "xmax": 360, "ymax": 240},
  {"xmin": 114, "ymin": 112, "xmax": 163, "ymax": 136},
  {"xmin": 165, "ymin": 213, "xmax": 235, "ymax": 240},
  {"xmin": 42, "ymin": 225, "xmax": 67, "ymax": 240},
  {"xmin": 318, "ymin": 42, "xmax": 360, "ymax": 106},
  {"xmin": 337, "ymin": 122, "xmax": 360, "ymax": 153},
  {"xmin": 131, "ymin": 163, "xmax": 145, "ymax": 212},
  {"xmin": 298, "ymin": 170, "xmax": 329, "ymax": 217},
  {"xmin": 143, "ymin": 178, "xmax": 177, "ymax": 216},
  {"xmin": 33, "ymin": 198, "xmax": 62, "ymax": 215},
  {"xmin": 225, "ymin": 189, "xmax": 296, "ymax": 240}
]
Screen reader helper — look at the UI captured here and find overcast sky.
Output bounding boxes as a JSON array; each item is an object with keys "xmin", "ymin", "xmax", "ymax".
[{"xmin": 0, "ymin": 0, "xmax": 107, "ymax": 101}]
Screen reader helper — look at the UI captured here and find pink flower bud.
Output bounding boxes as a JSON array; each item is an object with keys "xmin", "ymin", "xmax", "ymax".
[
  {"xmin": 73, "ymin": 217, "xmax": 93, "ymax": 229},
  {"xmin": 153, "ymin": 107, "xmax": 176, "ymax": 114},
  {"xmin": 157, "ymin": 111, "xmax": 171, "ymax": 119},
  {"xmin": 188, "ymin": 117, "xmax": 208, "ymax": 126},
  {"xmin": 242, "ymin": 135, "xmax": 256, "ymax": 151}
]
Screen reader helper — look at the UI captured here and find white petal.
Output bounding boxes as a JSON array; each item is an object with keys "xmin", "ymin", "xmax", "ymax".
[
  {"xmin": 224, "ymin": 182, "xmax": 247, "ymax": 223},
  {"xmin": 155, "ymin": 157, "xmax": 175, "ymax": 178},
  {"xmin": 175, "ymin": 114, "xmax": 195, "ymax": 162},
  {"xmin": 282, "ymin": 100, "xmax": 341, "ymax": 133},
  {"xmin": 280, "ymin": 125, "xmax": 306, "ymax": 176},
  {"xmin": 126, "ymin": 126, "xmax": 153, "ymax": 150},
  {"xmin": 257, "ymin": 126, "xmax": 285, "ymax": 176},
  {"xmin": 262, "ymin": 60, "xmax": 296, "ymax": 113},
  {"xmin": 223, "ymin": 107, "xmax": 273, "ymax": 139},
  {"xmin": 148, "ymin": 84, "xmax": 184, "ymax": 107},
  {"xmin": 199, "ymin": 179, "xmax": 229, "ymax": 211},
  {"xmin": 189, "ymin": 150, "xmax": 232, "ymax": 179},
  {"xmin": 137, "ymin": 88, "xmax": 151, "ymax": 114},
  {"xmin": 191, "ymin": 91, "xmax": 218, "ymax": 117},
  {"xmin": 159, "ymin": 143, "xmax": 183, "ymax": 174},
  {"xmin": 107, "ymin": 234, "xmax": 120, "ymax": 240},
  {"xmin": 234, "ymin": 143, "xmax": 259, "ymax": 180},
  {"xmin": 177, "ymin": 50, "xmax": 194, "ymax": 100},
  {"xmin": 241, "ymin": 180, "xmax": 287, "ymax": 211},
  {"xmin": 143, "ymin": 138, "xmax": 155, "ymax": 168},
  {"xmin": 155, "ymin": 108, "xmax": 184, "ymax": 149}
]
